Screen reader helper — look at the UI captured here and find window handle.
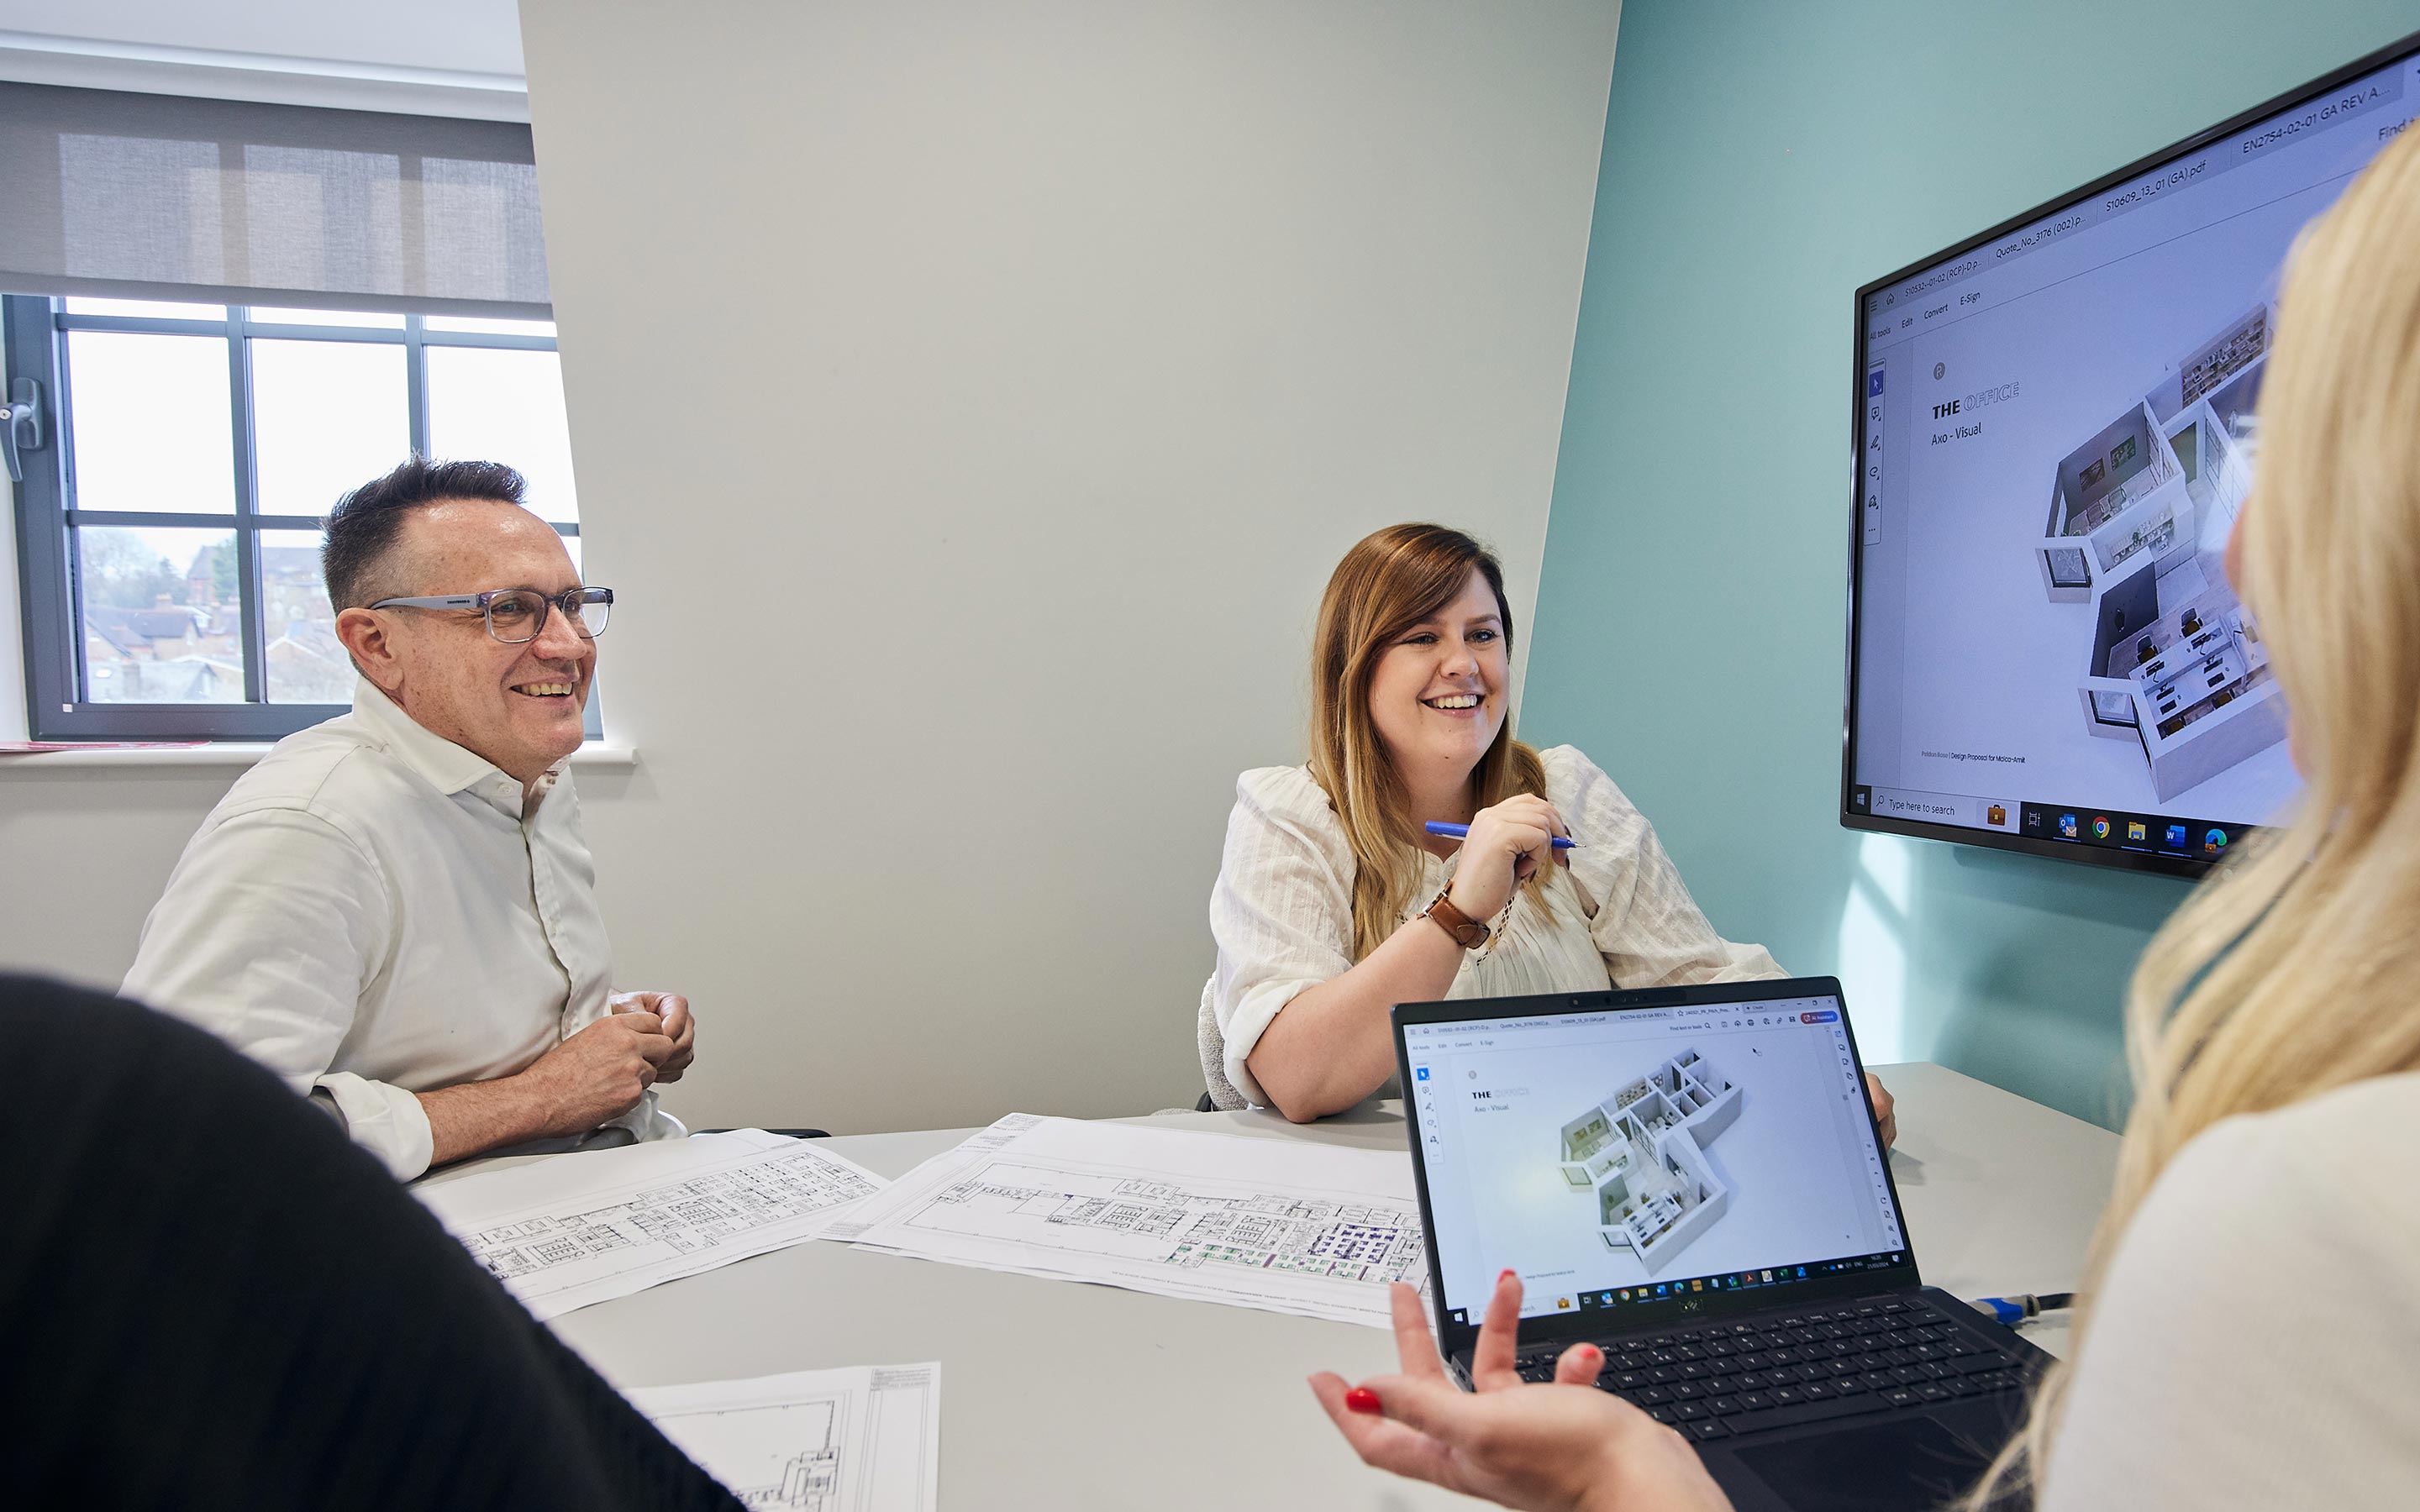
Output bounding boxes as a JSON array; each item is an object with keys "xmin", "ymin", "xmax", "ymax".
[{"xmin": 3, "ymin": 375, "xmax": 45, "ymax": 483}]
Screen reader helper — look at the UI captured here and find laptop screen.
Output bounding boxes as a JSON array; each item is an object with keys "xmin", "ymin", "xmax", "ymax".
[{"xmin": 1402, "ymin": 986, "xmax": 1909, "ymax": 1335}]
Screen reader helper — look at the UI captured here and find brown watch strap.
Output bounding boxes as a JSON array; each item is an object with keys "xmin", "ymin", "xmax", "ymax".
[{"xmin": 1423, "ymin": 888, "xmax": 1491, "ymax": 950}]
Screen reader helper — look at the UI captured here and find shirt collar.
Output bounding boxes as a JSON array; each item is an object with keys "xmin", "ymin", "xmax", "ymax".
[{"xmin": 349, "ymin": 675, "xmax": 526, "ymax": 811}]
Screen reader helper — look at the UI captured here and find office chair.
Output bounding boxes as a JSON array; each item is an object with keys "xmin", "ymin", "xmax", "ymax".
[{"xmin": 1196, "ymin": 979, "xmax": 1248, "ymax": 1111}]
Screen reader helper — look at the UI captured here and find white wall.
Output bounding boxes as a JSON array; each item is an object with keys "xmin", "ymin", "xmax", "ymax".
[{"xmin": 518, "ymin": 0, "xmax": 1621, "ymax": 1131}]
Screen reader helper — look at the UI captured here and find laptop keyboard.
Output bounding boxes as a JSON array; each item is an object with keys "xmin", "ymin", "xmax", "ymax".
[{"xmin": 1514, "ymin": 1297, "xmax": 2033, "ymax": 1444}]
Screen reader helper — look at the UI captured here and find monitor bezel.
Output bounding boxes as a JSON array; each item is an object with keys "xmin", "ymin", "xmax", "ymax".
[
  {"xmin": 1839, "ymin": 27, "xmax": 2420, "ymax": 879},
  {"xmin": 1393, "ymin": 976, "xmax": 1920, "ymax": 1365}
]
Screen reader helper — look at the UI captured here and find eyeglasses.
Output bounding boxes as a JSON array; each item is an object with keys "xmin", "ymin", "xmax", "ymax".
[{"xmin": 367, "ymin": 586, "xmax": 613, "ymax": 643}]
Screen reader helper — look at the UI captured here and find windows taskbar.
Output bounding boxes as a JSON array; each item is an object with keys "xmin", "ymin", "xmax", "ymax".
[
  {"xmin": 2014, "ymin": 801, "xmax": 2240, "ymax": 861},
  {"xmin": 1570, "ymin": 1252, "xmax": 1903, "ymax": 1315},
  {"xmin": 1489, "ymin": 1252, "xmax": 1906, "ymax": 1322}
]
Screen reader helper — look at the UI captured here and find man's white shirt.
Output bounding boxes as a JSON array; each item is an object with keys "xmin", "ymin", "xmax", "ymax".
[{"xmin": 122, "ymin": 677, "xmax": 677, "ymax": 1179}]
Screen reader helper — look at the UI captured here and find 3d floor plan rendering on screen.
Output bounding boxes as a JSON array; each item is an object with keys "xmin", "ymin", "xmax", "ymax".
[
  {"xmin": 1555, "ymin": 1048, "xmax": 1739, "ymax": 1273},
  {"xmin": 2033, "ymin": 302, "xmax": 2288, "ymax": 801}
]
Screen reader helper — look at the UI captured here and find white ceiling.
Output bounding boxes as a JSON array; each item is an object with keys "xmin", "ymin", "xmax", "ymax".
[{"xmin": 0, "ymin": 0, "xmax": 524, "ymax": 78}]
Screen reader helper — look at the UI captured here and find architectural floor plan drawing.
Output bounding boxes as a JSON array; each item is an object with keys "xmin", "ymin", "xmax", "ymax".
[
  {"xmin": 415, "ymin": 1130, "xmax": 887, "ymax": 1320},
  {"xmin": 825, "ymin": 1116, "xmax": 1428, "ymax": 1327},
  {"xmin": 1557, "ymin": 1047, "xmax": 1739, "ymax": 1273},
  {"xmin": 918, "ymin": 1160, "xmax": 1424, "ymax": 1283},
  {"xmin": 626, "ymin": 1362, "xmax": 940, "ymax": 1512}
]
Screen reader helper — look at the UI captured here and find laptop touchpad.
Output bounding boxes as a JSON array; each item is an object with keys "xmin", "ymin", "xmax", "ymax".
[{"xmin": 1731, "ymin": 1417, "xmax": 1992, "ymax": 1512}]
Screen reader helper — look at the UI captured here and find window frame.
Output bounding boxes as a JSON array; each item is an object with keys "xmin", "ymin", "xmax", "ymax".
[{"xmin": 6, "ymin": 295, "xmax": 594, "ymax": 742}]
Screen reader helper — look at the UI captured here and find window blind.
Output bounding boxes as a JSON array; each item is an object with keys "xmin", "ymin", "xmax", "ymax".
[{"xmin": 0, "ymin": 81, "xmax": 549, "ymax": 318}]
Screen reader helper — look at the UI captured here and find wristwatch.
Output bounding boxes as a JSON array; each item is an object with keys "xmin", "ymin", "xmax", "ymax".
[{"xmin": 1422, "ymin": 886, "xmax": 1491, "ymax": 950}]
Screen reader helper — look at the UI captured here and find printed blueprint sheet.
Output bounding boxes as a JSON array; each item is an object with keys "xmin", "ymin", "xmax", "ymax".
[
  {"xmin": 416, "ymin": 1130, "xmax": 886, "ymax": 1320},
  {"xmin": 823, "ymin": 1115, "xmax": 1427, "ymax": 1327},
  {"xmin": 627, "ymin": 1362, "xmax": 940, "ymax": 1512}
]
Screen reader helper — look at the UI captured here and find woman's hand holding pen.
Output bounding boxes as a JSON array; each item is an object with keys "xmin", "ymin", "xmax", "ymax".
[{"xmin": 1446, "ymin": 795, "xmax": 1571, "ymax": 919}]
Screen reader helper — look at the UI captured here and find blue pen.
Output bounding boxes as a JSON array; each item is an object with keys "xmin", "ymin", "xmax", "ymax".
[
  {"xmin": 1968, "ymin": 1291, "xmax": 2072, "ymax": 1326},
  {"xmin": 1424, "ymin": 821, "xmax": 1576, "ymax": 850}
]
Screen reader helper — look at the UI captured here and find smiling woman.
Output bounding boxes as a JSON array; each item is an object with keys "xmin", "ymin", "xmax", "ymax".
[{"xmin": 1197, "ymin": 524, "xmax": 1864, "ymax": 1128}]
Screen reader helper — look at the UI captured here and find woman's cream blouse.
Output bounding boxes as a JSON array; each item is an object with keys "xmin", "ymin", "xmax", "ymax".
[{"xmin": 1203, "ymin": 744, "xmax": 1782, "ymax": 1109}]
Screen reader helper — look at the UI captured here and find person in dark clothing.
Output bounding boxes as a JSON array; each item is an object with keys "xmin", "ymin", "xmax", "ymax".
[{"xmin": 1, "ymin": 973, "xmax": 739, "ymax": 1512}]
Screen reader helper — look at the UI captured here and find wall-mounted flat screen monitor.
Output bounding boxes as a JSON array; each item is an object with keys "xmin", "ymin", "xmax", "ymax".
[{"xmin": 1844, "ymin": 30, "xmax": 2420, "ymax": 877}]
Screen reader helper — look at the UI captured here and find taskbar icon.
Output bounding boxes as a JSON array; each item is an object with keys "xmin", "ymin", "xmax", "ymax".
[{"xmin": 2023, "ymin": 801, "xmax": 2241, "ymax": 861}]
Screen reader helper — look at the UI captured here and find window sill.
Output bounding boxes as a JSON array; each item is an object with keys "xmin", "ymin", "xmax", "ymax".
[{"xmin": 0, "ymin": 742, "xmax": 639, "ymax": 772}]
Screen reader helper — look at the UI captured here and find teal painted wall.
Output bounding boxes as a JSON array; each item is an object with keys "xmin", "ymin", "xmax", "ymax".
[{"xmin": 1521, "ymin": 0, "xmax": 2420, "ymax": 1127}]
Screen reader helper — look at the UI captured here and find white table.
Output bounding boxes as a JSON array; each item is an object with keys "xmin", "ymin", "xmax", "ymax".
[{"xmin": 513, "ymin": 1063, "xmax": 2118, "ymax": 1509}]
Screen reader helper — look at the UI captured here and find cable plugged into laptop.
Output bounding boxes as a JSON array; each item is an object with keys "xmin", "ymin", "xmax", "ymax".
[{"xmin": 1968, "ymin": 1292, "xmax": 2073, "ymax": 1327}]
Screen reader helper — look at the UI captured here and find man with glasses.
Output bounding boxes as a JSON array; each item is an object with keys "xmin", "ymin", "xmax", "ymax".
[{"xmin": 122, "ymin": 457, "xmax": 696, "ymax": 1179}]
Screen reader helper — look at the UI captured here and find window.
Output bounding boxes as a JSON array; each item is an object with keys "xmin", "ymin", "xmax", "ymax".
[
  {"xmin": 7, "ymin": 295, "xmax": 591, "ymax": 740},
  {"xmin": 0, "ymin": 81, "xmax": 566, "ymax": 743}
]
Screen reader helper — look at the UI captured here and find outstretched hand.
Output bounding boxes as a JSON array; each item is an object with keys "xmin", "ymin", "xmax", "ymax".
[{"xmin": 1309, "ymin": 1272, "xmax": 1734, "ymax": 1512}]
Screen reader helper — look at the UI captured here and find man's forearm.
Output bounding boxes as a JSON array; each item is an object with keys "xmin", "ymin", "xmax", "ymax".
[{"xmin": 416, "ymin": 1076, "xmax": 558, "ymax": 1169}]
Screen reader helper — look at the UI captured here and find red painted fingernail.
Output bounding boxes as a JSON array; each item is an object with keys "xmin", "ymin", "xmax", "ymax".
[
  {"xmin": 1344, "ymin": 1386, "xmax": 1381, "ymax": 1415},
  {"xmin": 1500, "ymin": 1268, "xmax": 1518, "ymax": 1282}
]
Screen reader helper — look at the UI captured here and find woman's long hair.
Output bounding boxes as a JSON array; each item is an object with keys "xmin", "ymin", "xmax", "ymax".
[
  {"xmin": 1307, "ymin": 524, "xmax": 1548, "ymax": 960},
  {"xmin": 1970, "ymin": 126, "xmax": 2420, "ymax": 1506}
]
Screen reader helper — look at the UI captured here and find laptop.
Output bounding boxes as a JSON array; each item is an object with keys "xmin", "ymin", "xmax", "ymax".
[{"xmin": 1394, "ymin": 977, "xmax": 2048, "ymax": 1512}]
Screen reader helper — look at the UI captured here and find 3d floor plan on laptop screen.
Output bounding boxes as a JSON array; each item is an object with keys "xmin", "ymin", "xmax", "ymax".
[
  {"xmin": 1406, "ymin": 1000, "xmax": 1907, "ymax": 1322},
  {"xmin": 1554, "ymin": 1047, "xmax": 1741, "ymax": 1273}
]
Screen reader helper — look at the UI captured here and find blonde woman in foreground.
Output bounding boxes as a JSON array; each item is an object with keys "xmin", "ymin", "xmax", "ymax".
[
  {"xmin": 1200, "ymin": 523, "xmax": 1892, "ymax": 1138},
  {"xmin": 1309, "ymin": 126, "xmax": 2420, "ymax": 1512}
]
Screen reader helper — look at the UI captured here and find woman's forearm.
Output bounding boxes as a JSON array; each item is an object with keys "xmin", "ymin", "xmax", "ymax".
[{"xmin": 1246, "ymin": 911, "xmax": 1467, "ymax": 1121}]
